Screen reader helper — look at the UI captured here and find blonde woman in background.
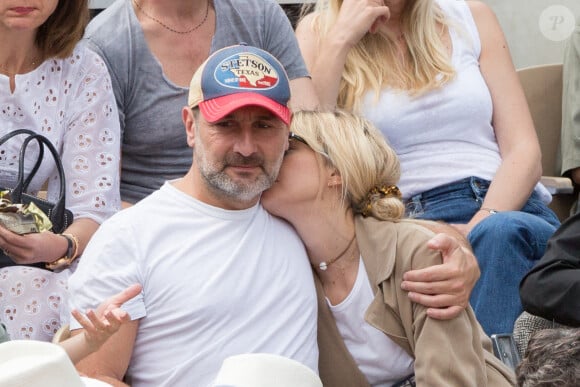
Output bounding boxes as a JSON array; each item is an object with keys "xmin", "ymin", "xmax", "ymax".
[
  {"xmin": 295, "ymin": 0, "xmax": 559, "ymax": 336},
  {"xmin": 261, "ymin": 110, "xmax": 515, "ymax": 386}
]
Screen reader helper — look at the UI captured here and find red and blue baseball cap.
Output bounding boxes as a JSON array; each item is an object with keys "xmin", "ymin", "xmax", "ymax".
[{"xmin": 188, "ymin": 44, "xmax": 291, "ymax": 124}]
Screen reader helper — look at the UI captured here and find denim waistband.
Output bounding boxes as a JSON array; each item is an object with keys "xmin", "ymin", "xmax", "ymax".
[{"xmin": 404, "ymin": 176, "xmax": 490, "ymax": 204}]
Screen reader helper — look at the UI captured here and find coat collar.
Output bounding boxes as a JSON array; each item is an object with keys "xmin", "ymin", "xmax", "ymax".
[{"xmin": 355, "ymin": 216, "xmax": 398, "ymax": 290}]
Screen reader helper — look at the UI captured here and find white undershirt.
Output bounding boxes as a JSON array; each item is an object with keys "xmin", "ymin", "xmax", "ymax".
[{"xmin": 328, "ymin": 258, "xmax": 414, "ymax": 386}]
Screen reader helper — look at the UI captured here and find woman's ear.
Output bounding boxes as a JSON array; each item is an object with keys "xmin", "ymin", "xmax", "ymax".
[{"xmin": 327, "ymin": 168, "xmax": 342, "ymax": 187}]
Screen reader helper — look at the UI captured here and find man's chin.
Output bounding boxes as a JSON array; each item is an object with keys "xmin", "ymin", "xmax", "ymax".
[{"xmin": 216, "ymin": 181, "xmax": 271, "ymax": 203}]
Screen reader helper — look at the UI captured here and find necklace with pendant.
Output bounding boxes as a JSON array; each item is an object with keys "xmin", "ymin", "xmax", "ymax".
[{"xmin": 315, "ymin": 234, "xmax": 357, "ymax": 271}]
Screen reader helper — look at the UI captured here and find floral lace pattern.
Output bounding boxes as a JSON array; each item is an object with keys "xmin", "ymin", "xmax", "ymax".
[
  {"xmin": 0, "ymin": 266, "xmax": 72, "ymax": 341},
  {"xmin": 0, "ymin": 42, "xmax": 121, "ymax": 341},
  {"xmin": 0, "ymin": 41, "xmax": 121, "ymax": 223}
]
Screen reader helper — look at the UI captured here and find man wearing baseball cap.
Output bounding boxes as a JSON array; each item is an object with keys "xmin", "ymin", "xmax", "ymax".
[
  {"xmin": 68, "ymin": 44, "xmax": 481, "ymax": 387},
  {"xmin": 68, "ymin": 45, "xmax": 318, "ymax": 387}
]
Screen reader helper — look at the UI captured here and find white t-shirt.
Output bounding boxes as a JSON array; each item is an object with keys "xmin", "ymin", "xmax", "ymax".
[
  {"xmin": 329, "ymin": 258, "xmax": 414, "ymax": 386},
  {"xmin": 68, "ymin": 182, "xmax": 318, "ymax": 387}
]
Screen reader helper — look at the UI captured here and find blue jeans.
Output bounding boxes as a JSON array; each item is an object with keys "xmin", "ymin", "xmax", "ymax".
[{"xmin": 406, "ymin": 177, "xmax": 560, "ymax": 336}]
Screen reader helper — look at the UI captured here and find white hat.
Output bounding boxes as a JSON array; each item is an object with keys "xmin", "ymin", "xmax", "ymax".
[
  {"xmin": 212, "ymin": 353, "xmax": 323, "ymax": 387},
  {"xmin": 0, "ymin": 340, "xmax": 111, "ymax": 387}
]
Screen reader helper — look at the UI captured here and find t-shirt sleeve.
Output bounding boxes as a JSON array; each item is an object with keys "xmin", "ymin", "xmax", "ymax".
[
  {"xmin": 57, "ymin": 45, "xmax": 121, "ymax": 224},
  {"xmin": 83, "ymin": 1, "xmax": 132, "ymax": 140},
  {"xmin": 261, "ymin": 0, "xmax": 309, "ymax": 80},
  {"xmin": 68, "ymin": 214, "xmax": 146, "ymax": 330}
]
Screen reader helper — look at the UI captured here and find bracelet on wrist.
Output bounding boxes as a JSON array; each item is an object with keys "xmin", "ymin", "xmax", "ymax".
[
  {"xmin": 479, "ymin": 207, "xmax": 498, "ymax": 215},
  {"xmin": 46, "ymin": 233, "xmax": 79, "ymax": 271}
]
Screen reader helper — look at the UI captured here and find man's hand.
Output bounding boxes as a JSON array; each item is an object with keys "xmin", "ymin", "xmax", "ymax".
[{"xmin": 401, "ymin": 232, "xmax": 480, "ymax": 320}]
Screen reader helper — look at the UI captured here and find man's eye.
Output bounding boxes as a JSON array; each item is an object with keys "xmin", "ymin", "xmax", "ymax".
[
  {"xmin": 256, "ymin": 121, "xmax": 273, "ymax": 129},
  {"xmin": 212, "ymin": 119, "xmax": 238, "ymax": 128}
]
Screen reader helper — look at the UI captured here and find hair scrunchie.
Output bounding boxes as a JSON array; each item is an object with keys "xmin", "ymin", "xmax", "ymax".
[{"xmin": 360, "ymin": 185, "xmax": 402, "ymax": 217}]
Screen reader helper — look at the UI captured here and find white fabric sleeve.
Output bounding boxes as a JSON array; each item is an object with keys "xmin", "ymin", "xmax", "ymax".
[
  {"xmin": 52, "ymin": 47, "xmax": 121, "ymax": 224},
  {"xmin": 68, "ymin": 215, "xmax": 145, "ymax": 330}
]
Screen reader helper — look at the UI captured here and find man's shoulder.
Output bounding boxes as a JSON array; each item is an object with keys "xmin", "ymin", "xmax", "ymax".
[
  {"xmin": 216, "ymin": 0, "xmax": 289, "ymax": 25},
  {"xmin": 102, "ymin": 189, "xmax": 168, "ymax": 227},
  {"xmin": 219, "ymin": 0, "xmax": 280, "ymax": 12},
  {"xmin": 84, "ymin": 1, "xmax": 131, "ymax": 52}
]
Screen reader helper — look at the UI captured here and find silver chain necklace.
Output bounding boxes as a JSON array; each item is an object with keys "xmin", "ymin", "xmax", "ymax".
[{"xmin": 133, "ymin": 0, "xmax": 209, "ymax": 35}]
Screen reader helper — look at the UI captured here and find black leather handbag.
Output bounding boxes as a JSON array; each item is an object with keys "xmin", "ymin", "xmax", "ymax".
[{"xmin": 0, "ymin": 129, "xmax": 74, "ymax": 269}]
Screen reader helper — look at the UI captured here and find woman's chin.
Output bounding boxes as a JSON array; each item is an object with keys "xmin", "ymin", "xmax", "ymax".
[{"xmin": 260, "ymin": 194, "xmax": 284, "ymax": 217}]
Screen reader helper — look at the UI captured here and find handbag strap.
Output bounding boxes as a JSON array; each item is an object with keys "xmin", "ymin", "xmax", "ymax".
[
  {"xmin": 0, "ymin": 129, "xmax": 45, "ymax": 189},
  {"xmin": 12, "ymin": 133, "xmax": 68, "ymax": 226}
]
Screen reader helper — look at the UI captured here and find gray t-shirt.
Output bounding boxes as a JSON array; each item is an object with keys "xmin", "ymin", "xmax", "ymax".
[{"xmin": 84, "ymin": 0, "xmax": 308, "ymax": 203}]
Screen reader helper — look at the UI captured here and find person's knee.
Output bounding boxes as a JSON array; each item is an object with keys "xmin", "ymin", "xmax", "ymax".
[
  {"xmin": 468, "ymin": 211, "xmax": 556, "ymax": 262},
  {"xmin": 469, "ymin": 211, "xmax": 555, "ymax": 245}
]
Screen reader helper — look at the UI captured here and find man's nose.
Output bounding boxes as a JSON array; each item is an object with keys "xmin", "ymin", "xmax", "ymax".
[{"xmin": 233, "ymin": 129, "xmax": 258, "ymax": 156}]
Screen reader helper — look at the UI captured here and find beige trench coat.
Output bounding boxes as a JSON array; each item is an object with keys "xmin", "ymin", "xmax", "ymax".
[{"xmin": 316, "ymin": 217, "xmax": 516, "ymax": 386}]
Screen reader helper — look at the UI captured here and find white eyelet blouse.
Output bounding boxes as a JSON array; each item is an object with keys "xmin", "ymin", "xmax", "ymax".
[{"xmin": 0, "ymin": 41, "xmax": 121, "ymax": 223}]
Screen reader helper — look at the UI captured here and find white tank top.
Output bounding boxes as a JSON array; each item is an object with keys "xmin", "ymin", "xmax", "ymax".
[
  {"xmin": 361, "ymin": 0, "xmax": 550, "ymax": 202},
  {"xmin": 328, "ymin": 258, "xmax": 414, "ymax": 386}
]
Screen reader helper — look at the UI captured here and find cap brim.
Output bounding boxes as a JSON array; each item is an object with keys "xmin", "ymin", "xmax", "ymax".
[{"xmin": 199, "ymin": 92, "xmax": 291, "ymax": 125}]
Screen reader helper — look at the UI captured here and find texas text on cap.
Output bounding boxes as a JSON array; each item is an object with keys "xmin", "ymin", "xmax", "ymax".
[{"xmin": 188, "ymin": 44, "xmax": 291, "ymax": 124}]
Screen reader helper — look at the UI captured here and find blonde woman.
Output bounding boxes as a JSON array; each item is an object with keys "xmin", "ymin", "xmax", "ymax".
[
  {"xmin": 295, "ymin": 0, "xmax": 559, "ymax": 335},
  {"xmin": 262, "ymin": 110, "xmax": 515, "ymax": 386}
]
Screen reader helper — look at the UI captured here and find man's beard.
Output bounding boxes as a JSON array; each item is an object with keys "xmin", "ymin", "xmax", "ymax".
[{"xmin": 195, "ymin": 142, "xmax": 283, "ymax": 203}]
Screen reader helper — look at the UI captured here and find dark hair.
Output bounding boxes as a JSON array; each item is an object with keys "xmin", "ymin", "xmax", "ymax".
[
  {"xmin": 516, "ymin": 328, "xmax": 580, "ymax": 387},
  {"xmin": 36, "ymin": 0, "xmax": 90, "ymax": 59}
]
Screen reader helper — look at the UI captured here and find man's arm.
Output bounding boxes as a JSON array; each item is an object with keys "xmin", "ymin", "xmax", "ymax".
[
  {"xmin": 72, "ymin": 319, "xmax": 139, "ymax": 386},
  {"xmin": 561, "ymin": 26, "xmax": 580, "ymax": 183},
  {"xmin": 402, "ymin": 221, "xmax": 480, "ymax": 320},
  {"xmin": 520, "ymin": 212, "xmax": 580, "ymax": 326}
]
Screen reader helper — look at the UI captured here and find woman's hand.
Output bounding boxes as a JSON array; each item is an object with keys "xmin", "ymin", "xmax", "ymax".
[
  {"xmin": 296, "ymin": 0, "xmax": 390, "ymax": 108},
  {"xmin": 65, "ymin": 284, "xmax": 142, "ymax": 363},
  {"xmin": 329, "ymin": 0, "xmax": 391, "ymax": 48},
  {"xmin": 401, "ymin": 233, "xmax": 480, "ymax": 320},
  {"xmin": 0, "ymin": 226, "xmax": 67, "ymax": 264}
]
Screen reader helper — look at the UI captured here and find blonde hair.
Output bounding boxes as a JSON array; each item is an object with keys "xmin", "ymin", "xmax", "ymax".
[
  {"xmin": 309, "ymin": 0, "xmax": 455, "ymax": 111},
  {"xmin": 290, "ymin": 110, "xmax": 404, "ymax": 221}
]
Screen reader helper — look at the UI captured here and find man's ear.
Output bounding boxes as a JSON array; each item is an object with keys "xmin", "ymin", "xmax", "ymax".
[
  {"xmin": 182, "ymin": 106, "xmax": 196, "ymax": 147},
  {"xmin": 327, "ymin": 168, "xmax": 342, "ymax": 187}
]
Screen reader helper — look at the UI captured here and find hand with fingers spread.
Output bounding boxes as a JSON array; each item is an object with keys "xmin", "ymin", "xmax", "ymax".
[
  {"xmin": 402, "ymin": 232, "xmax": 480, "ymax": 320},
  {"xmin": 61, "ymin": 284, "xmax": 142, "ymax": 364}
]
